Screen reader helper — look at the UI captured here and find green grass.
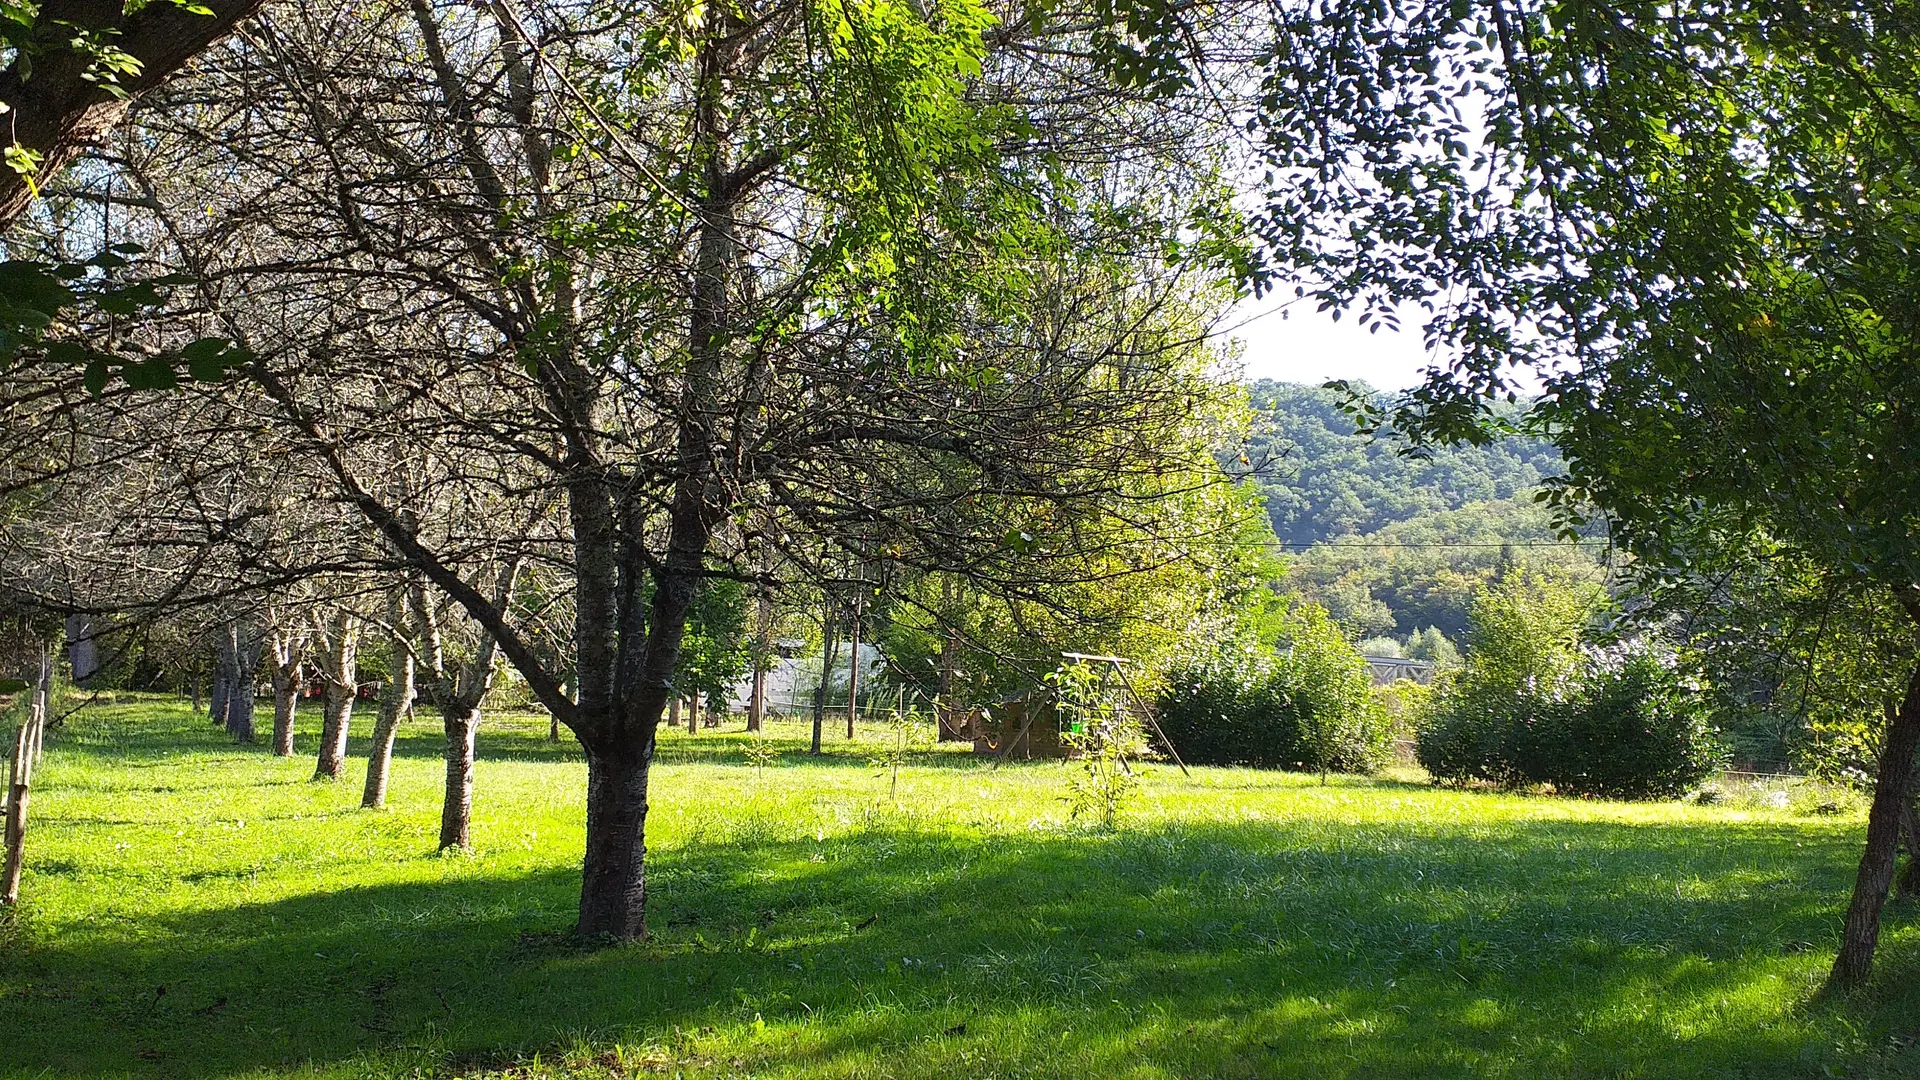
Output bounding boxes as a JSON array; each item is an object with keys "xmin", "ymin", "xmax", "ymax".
[{"xmin": 4, "ymin": 696, "xmax": 1919, "ymax": 1079}]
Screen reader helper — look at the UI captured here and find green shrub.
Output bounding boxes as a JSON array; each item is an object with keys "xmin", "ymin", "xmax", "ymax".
[
  {"xmin": 1542, "ymin": 652, "xmax": 1725, "ymax": 798},
  {"xmin": 1417, "ymin": 570, "xmax": 1594, "ymax": 787},
  {"xmin": 1156, "ymin": 604, "xmax": 1394, "ymax": 773},
  {"xmin": 1420, "ymin": 644, "xmax": 1725, "ymax": 799},
  {"xmin": 1405, "ymin": 626, "xmax": 1461, "ymax": 667},
  {"xmin": 1418, "ymin": 570, "xmax": 1723, "ymax": 798}
]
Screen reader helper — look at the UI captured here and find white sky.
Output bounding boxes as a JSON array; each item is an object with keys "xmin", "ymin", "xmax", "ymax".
[{"xmin": 1217, "ymin": 290, "xmax": 1436, "ymax": 392}]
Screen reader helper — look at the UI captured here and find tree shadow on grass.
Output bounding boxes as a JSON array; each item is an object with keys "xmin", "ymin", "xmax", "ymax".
[{"xmin": 5, "ymin": 811, "xmax": 1919, "ymax": 1079}]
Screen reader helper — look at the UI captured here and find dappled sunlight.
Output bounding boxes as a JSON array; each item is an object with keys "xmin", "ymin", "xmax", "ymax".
[{"xmin": 4, "ymin": 701, "xmax": 1919, "ymax": 1078}]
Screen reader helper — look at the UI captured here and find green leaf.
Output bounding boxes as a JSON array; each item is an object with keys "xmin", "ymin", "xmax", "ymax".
[
  {"xmin": 82, "ymin": 358, "xmax": 110, "ymax": 396},
  {"xmin": 125, "ymin": 356, "xmax": 180, "ymax": 391},
  {"xmin": 43, "ymin": 340, "xmax": 93, "ymax": 366}
]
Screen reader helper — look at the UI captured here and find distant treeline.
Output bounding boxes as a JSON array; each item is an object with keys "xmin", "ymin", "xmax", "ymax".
[{"xmin": 1243, "ymin": 381, "xmax": 1605, "ymax": 641}]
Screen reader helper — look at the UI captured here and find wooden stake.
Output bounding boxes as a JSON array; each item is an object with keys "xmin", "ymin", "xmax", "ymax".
[{"xmin": 3, "ymin": 648, "xmax": 51, "ymax": 906}]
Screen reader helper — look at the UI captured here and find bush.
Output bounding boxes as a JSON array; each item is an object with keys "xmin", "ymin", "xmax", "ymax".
[
  {"xmin": 1544, "ymin": 652, "xmax": 1725, "ymax": 798},
  {"xmin": 1405, "ymin": 626, "xmax": 1461, "ymax": 667},
  {"xmin": 1156, "ymin": 604, "xmax": 1395, "ymax": 774},
  {"xmin": 1418, "ymin": 571, "xmax": 1723, "ymax": 798},
  {"xmin": 1358, "ymin": 636, "xmax": 1404, "ymax": 658},
  {"xmin": 1417, "ymin": 569, "xmax": 1595, "ymax": 787},
  {"xmin": 1420, "ymin": 647, "xmax": 1725, "ymax": 799}
]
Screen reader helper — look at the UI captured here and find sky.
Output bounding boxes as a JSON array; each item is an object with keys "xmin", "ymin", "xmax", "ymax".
[{"xmin": 1217, "ymin": 290, "xmax": 1436, "ymax": 392}]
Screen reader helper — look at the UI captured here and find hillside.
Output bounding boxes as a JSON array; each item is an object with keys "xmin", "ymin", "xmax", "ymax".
[
  {"xmin": 1245, "ymin": 381, "xmax": 1604, "ymax": 640},
  {"xmin": 1244, "ymin": 380, "xmax": 1563, "ymax": 548}
]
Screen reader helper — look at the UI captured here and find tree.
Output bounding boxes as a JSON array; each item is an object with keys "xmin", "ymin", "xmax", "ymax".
[
  {"xmin": 96, "ymin": 0, "xmax": 1254, "ymax": 941},
  {"xmin": 360, "ymin": 584, "xmax": 416, "ymax": 810},
  {"xmin": 1417, "ymin": 569, "xmax": 1602, "ymax": 787},
  {"xmin": 1100, "ymin": 0, "xmax": 1920, "ymax": 992},
  {"xmin": 310, "ymin": 606, "xmax": 359, "ymax": 781},
  {"xmin": 0, "ymin": 0, "xmax": 267, "ymax": 229}
]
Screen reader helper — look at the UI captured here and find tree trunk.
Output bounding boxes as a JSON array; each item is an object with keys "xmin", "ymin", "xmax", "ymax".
[
  {"xmin": 2, "ymin": 705, "xmax": 35, "ymax": 906},
  {"xmin": 313, "ymin": 613, "xmax": 360, "ymax": 781},
  {"xmin": 687, "ymin": 689, "xmax": 699, "ymax": 734},
  {"xmin": 669, "ymin": 695, "xmax": 681, "ymax": 730},
  {"xmin": 269, "ymin": 633, "xmax": 304, "ymax": 757},
  {"xmin": 0, "ymin": 0, "xmax": 269, "ymax": 231},
  {"xmin": 65, "ymin": 615, "xmax": 100, "ymax": 686},
  {"xmin": 224, "ymin": 624, "xmax": 260, "ymax": 744},
  {"xmin": 362, "ymin": 651, "xmax": 415, "ymax": 810},
  {"xmin": 1899, "ymin": 794, "xmax": 1920, "ymax": 902},
  {"xmin": 576, "ymin": 747, "xmax": 651, "ymax": 939},
  {"xmin": 437, "ymin": 704, "xmax": 479, "ymax": 849},
  {"xmin": 937, "ymin": 625, "xmax": 964, "ymax": 740},
  {"xmin": 749, "ymin": 581, "xmax": 770, "ymax": 733},
  {"xmin": 2, "ymin": 649, "xmax": 51, "ymax": 906},
  {"xmin": 846, "ymin": 592, "xmax": 861, "ymax": 739},
  {"xmin": 1826, "ymin": 660, "xmax": 1920, "ymax": 992},
  {"xmin": 209, "ymin": 670, "xmax": 230, "ymax": 726},
  {"xmin": 225, "ymin": 668, "xmax": 257, "ymax": 743}
]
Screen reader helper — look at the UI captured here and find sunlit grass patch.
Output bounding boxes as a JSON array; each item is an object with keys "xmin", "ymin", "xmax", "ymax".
[{"xmin": 2, "ymin": 696, "xmax": 1918, "ymax": 1079}]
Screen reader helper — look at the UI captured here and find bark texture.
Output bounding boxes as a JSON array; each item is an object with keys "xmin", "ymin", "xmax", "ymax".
[
  {"xmin": 2, "ymin": 650, "xmax": 51, "ymax": 906},
  {"xmin": 0, "ymin": 0, "xmax": 267, "ymax": 228},
  {"xmin": 438, "ymin": 704, "xmax": 478, "ymax": 848},
  {"xmin": 220, "ymin": 620, "xmax": 260, "ymax": 744},
  {"xmin": 312, "ymin": 612, "xmax": 360, "ymax": 780},
  {"xmin": 1826, "ymin": 659, "xmax": 1920, "ymax": 991},
  {"xmin": 208, "ymin": 670, "xmax": 230, "ymax": 726},
  {"xmin": 411, "ymin": 565, "xmax": 514, "ymax": 850},
  {"xmin": 1898, "ymin": 794, "xmax": 1920, "ymax": 901},
  {"xmin": 223, "ymin": 662, "xmax": 257, "ymax": 743},
  {"xmin": 269, "ymin": 631, "xmax": 304, "ymax": 757},
  {"xmin": 361, "ymin": 640, "xmax": 414, "ymax": 809},
  {"xmin": 576, "ymin": 749, "xmax": 651, "ymax": 938}
]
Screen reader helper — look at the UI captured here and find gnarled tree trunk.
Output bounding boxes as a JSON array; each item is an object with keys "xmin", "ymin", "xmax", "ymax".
[
  {"xmin": 438, "ymin": 703, "xmax": 479, "ymax": 848},
  {"xmin": 208, "ymin": 653, "xmax": 231, "ymax": 726},
  {"xmin": 0, "ymin": 0, "xmax": 268, "ymax": 229},
  {"xmin": 577, "ymin": 745, "xmax": 651, "ymax": 938},
  {"xmin": 361, "ymin": 605, "xmax": 414, "ymax": 809},
  {"xmin": 313, "ymin": 611, "xmax": 360, "ymax": 780},
  {"xmin": 218, "ymin": 619, "xmax": 261, "ymax": 744},
  {"xmin": 410, "ymin": 564, "xmax": 514, "ymax": 851},
  {"xmin": 268, "ymin": 631, "xmax": 304, "ymax": 757}
]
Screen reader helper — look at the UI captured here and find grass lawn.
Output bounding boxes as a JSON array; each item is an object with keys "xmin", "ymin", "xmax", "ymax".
[{"xmin": 4, "ymin": 697, "xmax": 1919, "ymax": 1079}]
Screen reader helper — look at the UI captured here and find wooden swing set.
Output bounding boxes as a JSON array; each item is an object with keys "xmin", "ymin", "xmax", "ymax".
[{"xmin": 981, "ymin": 652, "xmax": 1188, "ymax": 776}]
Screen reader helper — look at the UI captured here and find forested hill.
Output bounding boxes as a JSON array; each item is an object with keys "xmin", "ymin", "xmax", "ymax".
[{"xmin": 1244, "ymin": 380, "xmax": 1564, "ymax": 548}]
